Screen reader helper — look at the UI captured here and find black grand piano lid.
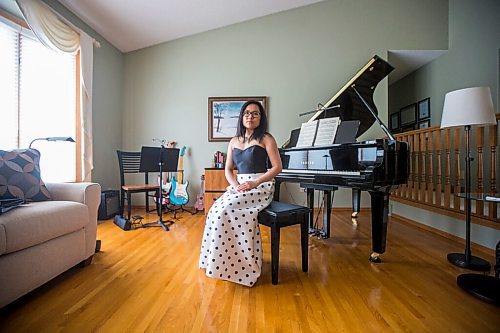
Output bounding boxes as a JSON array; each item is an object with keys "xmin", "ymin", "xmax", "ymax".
[{"xmin": 309, "ymin": 55, "xmax": 394, "ymax": 138}]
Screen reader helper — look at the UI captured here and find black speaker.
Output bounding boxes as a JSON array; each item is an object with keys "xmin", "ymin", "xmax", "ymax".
[{"xmin": 98, "ymin": 190, "xmax": 120, "ymax": 220}]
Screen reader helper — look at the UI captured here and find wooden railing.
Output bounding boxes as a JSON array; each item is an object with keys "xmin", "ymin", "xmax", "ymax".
[{"xmin": 392, "ymin": 114, "xmax": 499, "ymax": 227}]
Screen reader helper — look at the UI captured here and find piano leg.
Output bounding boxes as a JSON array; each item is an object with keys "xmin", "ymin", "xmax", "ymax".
[
  {"xmin": 322, "ymin": 190, "xmax": 332, "ymax": 239},
  {"xmin": 306, "ymin": 188, "xmax": 315, "ymax": 234},
  {"xmin": 351, "ymin": 189, "xmax": 361, "ymax": 218},
  {"xmin": 368, "ymin": 191, "xmax": 389, "ymax": 263}
]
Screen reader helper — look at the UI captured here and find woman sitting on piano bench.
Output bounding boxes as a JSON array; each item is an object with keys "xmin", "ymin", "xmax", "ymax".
[{"xmin": 199, "ymin": 100, "xmax": 282, "ymax": 286}]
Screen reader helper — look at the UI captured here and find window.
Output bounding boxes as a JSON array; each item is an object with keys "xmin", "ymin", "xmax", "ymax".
[{"xmin": 0, "ymin": 19, "xmax": 77, "ymax": 182}]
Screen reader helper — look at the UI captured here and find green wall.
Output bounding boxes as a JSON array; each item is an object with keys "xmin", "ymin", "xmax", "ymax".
[
  {"xmin": 389, "ymin": 0, "xmax": 500, "ymax": 249},
  {"xmin": 390, "ymin": 0, "xmax": 499, "ymax": 126},
  {"xmin": 123, "ymin": 0, "xmax": 448, "ymax": 206}
]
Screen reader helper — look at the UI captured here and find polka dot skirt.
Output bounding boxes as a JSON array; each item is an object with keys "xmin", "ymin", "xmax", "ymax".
[{"xmin": 199, "ymin": 173, "xmax": 275, "ymax": 287}]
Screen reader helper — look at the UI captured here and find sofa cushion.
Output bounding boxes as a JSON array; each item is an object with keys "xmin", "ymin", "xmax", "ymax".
[
  {"xmin": 0, "ymin": 201, "xmax": 88, "ymax": 255},
  {"xmin": 0, "ymin": 149, "xmax": 52, "ymax": 202}
]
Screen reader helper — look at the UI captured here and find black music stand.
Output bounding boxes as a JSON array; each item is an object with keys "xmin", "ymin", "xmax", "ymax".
[{"xmin": 140, "ymin": 146, "xmax": 179, "ymax": 231}]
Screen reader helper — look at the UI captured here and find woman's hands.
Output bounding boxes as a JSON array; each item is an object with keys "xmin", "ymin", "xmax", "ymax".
[{"xmin": 236, "ymin": 180, "xmax": 259, "ymax": 192}]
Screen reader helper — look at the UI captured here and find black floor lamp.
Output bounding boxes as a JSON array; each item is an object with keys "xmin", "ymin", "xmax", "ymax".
[{"xmin": 440, "ymin": 86, "xmax": 496, "ymax": 271}]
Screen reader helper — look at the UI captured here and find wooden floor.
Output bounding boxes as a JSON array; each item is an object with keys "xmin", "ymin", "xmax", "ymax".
[{"xmin": 1, "ymin": 208, "xmax": 499, "ymax": 332}]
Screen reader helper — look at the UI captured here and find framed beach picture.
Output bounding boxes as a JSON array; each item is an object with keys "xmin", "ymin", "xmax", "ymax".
[{"xmin": 208, "ymin": 96, "xmax": 267, "ymax": 142}]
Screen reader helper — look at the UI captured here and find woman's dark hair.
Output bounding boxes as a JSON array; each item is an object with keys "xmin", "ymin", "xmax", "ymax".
[{"xmin": 236, "ymin": 100, "xmax": 268, "ymax": 142}]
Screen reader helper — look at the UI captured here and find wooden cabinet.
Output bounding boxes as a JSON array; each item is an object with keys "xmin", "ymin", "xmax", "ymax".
[{"xmin": 204, "ymin": 168, "xmax": 234, "ymax": 214}]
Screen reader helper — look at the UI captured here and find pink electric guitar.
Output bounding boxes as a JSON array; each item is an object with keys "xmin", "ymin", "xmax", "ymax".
[{"xmin": 194, "ymin": 175, "xmax": 205, "ymax": 212}]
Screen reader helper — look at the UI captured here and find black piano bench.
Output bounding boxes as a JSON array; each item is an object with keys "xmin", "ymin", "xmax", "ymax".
[{"xmin": 258, "ymin": 201, "xmax": 311, "ymax": 285}]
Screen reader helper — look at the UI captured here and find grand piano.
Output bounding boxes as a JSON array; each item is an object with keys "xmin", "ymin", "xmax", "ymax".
[{"xmin": 275, "ymin": 55, "xmax": 409, "ymax": 262}]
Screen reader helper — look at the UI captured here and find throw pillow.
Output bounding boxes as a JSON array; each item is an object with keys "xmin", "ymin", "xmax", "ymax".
[{"xmin": 0, "ymin": 148, "xmax": 52, "ymax": 201}]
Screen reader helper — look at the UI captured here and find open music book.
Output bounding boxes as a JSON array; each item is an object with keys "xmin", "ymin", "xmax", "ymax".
[{"xmin": 296, "ymin": 117, "xmax": 341, "ymax": 147}]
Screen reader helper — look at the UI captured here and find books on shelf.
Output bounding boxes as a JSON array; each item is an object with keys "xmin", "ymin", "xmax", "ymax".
[{"xmin": 295, "ymin": 117, "xmax": 341, "ymax": 147}]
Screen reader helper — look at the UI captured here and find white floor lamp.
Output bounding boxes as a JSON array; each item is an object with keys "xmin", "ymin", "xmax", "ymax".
[{"xmin": 440, "ymin": 86, "xmax": 496, "ymax": 271}]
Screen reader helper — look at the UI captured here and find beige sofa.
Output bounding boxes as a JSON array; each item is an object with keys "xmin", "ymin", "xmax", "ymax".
[{"xmin": 0, "ymin": 182, "xmax": 100, "ymax": 308}]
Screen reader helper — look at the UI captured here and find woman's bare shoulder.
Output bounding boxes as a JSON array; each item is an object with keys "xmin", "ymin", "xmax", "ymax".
[
  {"xmin": 263, "ymin": 133, "xmax": 277, "ymax": 144},
  {"xmin": 261, "ymin": 134, "xmax": 278, "ymax": 153}
]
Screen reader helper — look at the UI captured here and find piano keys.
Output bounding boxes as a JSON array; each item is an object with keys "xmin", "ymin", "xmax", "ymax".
[{"xmin": 275, "ymin": 55, "xmax": 409, "ymax": 262}]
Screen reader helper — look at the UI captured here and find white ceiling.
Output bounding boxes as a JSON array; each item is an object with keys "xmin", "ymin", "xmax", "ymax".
[
  {"xmin": 57, "ymin": 0, "xmax": 324, "ymax": 53},
  {"xmin": 0, "ymin": 1, "xmax": 445, "ymax": 83},
  {"xmin": 388, "ymin": 50, "xmax": 446, "ymax": 84}
]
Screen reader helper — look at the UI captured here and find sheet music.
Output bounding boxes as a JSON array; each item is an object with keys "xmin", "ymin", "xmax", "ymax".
[
  {"xmin": 313, "ymin": 117, "xmax": 341, "ymax": 146},
  {"xmin": 296, "ymin": 120, "xmax": 318, "ymax": 147}
]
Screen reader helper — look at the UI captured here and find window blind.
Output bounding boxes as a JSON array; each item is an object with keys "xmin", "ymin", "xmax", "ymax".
[
  {"xmin": 0, "ymin": 22, "xmax": 19, "ymax": 149},
  {"xmin": 0, "ymin": 20, "xmax": 77, "ymax": 182}
]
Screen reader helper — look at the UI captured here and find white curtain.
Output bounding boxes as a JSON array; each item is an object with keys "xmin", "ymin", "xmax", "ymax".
[
  {"xmin": 80, "ymin": 33, "xmax": 93, "ymax": 182},
  {"xmin": 16, "ymin": 0, "xmax": 95, "ymax": 181},
  {"xmin": 15, "ymin": 0, "xmax": 79, "ymax": 53}
]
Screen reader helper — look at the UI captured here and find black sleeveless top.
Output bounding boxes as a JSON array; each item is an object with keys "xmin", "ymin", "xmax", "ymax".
[{"xmin": 232, "ymin": 145, "xmax": 268, "ymax": 174}]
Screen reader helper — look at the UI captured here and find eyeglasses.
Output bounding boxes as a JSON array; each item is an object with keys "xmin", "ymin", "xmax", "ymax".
[{"xmin": 243, "ymin": 111, "xmax": 261, "ymax": 118}]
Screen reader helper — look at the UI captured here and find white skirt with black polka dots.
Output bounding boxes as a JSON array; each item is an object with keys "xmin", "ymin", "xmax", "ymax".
[{"xmin": 199, "ymin": 173, "xmax": 275, "ymax": 287}]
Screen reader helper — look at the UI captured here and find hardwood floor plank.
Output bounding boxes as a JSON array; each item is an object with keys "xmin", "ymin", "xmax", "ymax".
[{"xmin": 1, "ymin": 209, "xmax": 499, "ymax": 332}]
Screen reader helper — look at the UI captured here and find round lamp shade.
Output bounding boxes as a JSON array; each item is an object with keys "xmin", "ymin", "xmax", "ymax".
[{"xmin": 440, "ymin": 86, "xmax": 496, "ymax": 128}]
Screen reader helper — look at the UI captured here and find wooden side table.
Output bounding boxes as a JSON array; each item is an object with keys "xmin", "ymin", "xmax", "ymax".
[{"xmin": 204, "ymin": 168, "xmax": 231, "ymax": 214}]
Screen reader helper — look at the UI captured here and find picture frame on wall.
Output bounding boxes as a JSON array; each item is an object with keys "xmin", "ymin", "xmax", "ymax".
[
  {"xmin": 401, "ymin": 124, "xmax": 415, "ymax": 132},
  {"xmin": 390, "ymin": 112, "xmax": 399, "ymax": 131},
  {"xmin": 418, "ymin": 119, "xmax": 431, "ymax": 129},
  {"xmin": 208, "ymin": 96, "xmax": 267, "ymax": 142},
  {"xmin": 418, "ymin": 98, "xmax": 430, "ymax": 120},
  {"xmin": 400, "ymin": 103, "xmax": 417, "ymax": 126}
]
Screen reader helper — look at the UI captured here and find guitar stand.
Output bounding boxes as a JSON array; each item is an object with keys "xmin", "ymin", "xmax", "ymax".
[
  {"xmin": 191, "ymin": 208, "xmax": 202, "ymax": 215},
  {"xmin": 165, "ymin": 204, "xmax": 182, "ymax": 220},
  {"xmin": 166, "ymin": 204, "xmax": 194, "ymax": 219},
  {"xmin": 178, "ymin": 205, "xmax": 195, "ymax": 215}
]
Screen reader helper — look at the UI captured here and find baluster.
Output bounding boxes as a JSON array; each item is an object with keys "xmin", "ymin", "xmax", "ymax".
[
  {"xmin": 395, "ymin": 134, "xmax": 403, "ymax": 198},
  {"xmin": 427, "ymin": 130, "xmax": 434, "ymax": 205},
  {"xmin": 453, "ymin": 128, "xmax": 462, "ymax": 212},
  {"xmin": 413, "ymin": 133, "xmax": 420, "ymax": 201},
  {"xmin": 489, "ymin": 120, "xmax": 498, "ymax": 219},
  {"xmin": 406, "ymin": 133, "xmax": 413, "ymax": 200},
  {"xmin": 476, "ymin": 127, "xmax": 485, "ymax": 217},
  {"xmin": 403, "ymin": 133, "xmax": 410, "ymax": 199},
  {"xmin": 436, "ymin": 129, "xmax": 443, "ymax": 207},
  {"xmin": 444, "ymin": 128, "xmax": 451, "ymax": 208},
  {"xmin": 420, "ymin": 132, "xmax": 427, "ymax": 203}
]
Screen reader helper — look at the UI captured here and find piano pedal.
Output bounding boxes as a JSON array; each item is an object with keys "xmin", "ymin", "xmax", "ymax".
[{"xmin": 369, "ymin": 252, "xmax": 382, "ymax": 263}]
